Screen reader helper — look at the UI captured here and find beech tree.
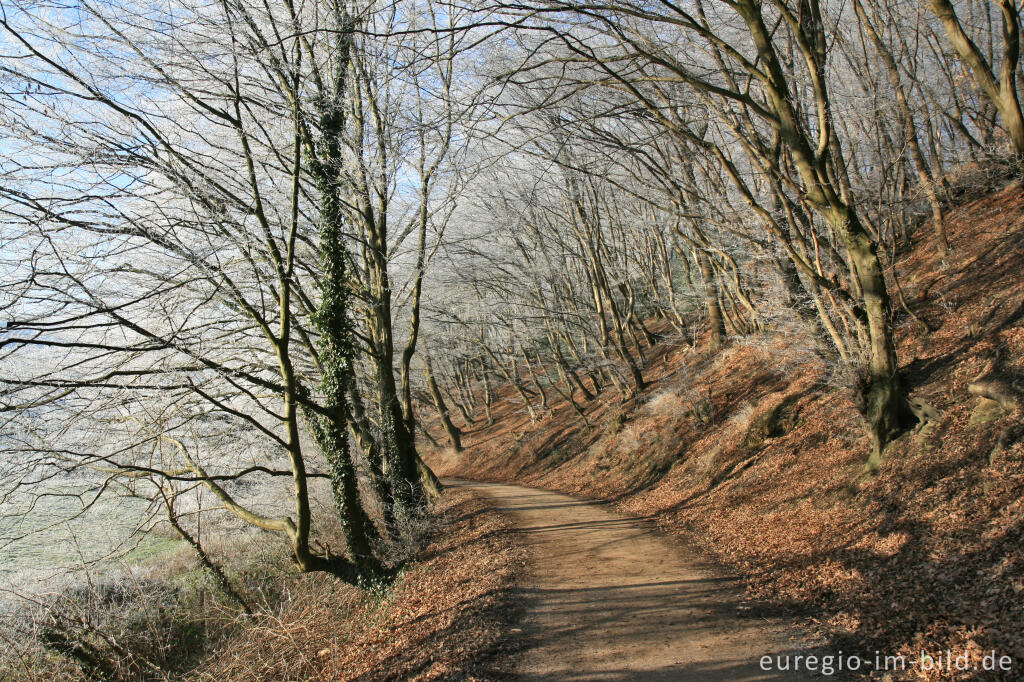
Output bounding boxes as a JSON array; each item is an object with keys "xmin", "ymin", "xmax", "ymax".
[
  {"xmin": 474, "ymin": 0, "xmax": 922, "ymax": 460},
  {"xmin": 929, "ymin": 0, "xmax": 1024, "ymax": 158},
  {"xmin": 413, "ymin": 0, "xmax": 1018, "ymax": 467},
  {"xmin": 0, "ymin": 0, "xmax": 465, "ymax": 580}
]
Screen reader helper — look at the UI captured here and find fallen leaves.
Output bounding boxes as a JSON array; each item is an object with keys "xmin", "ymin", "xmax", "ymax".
[
  {"xmin": 196, "ymin": 489, "xmax": 526, "ymax": 681},
  {"xmin": 428, "ymin": 184, "xmax": 1024, "ymax": 680}
]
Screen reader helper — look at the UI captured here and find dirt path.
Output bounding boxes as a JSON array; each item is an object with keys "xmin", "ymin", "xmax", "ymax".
[{"xmin": 448, "ymin": 480, "xmax": 826, "ymax": 681}]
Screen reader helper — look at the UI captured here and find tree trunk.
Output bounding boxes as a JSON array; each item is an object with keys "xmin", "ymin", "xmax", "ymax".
[
  {"xmin": 697, "ymin": 250, "xmax": 725, "ymax": 350},
  {"xmin": 425, "ymin": 357, "xmax": 464, "ymax": 451},
  {"xmin": 930, "ymin": 0, "xmax": 1024, "ymax": 158},
  {"xmin": 840, "ymin": 214, "xmax": 913, "ymax": 465},
  {"xmin": 854, "ymin": 0, "xmax": 950, "ymax": 258}
]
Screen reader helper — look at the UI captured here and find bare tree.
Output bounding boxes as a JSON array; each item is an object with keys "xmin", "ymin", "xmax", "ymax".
[
  {"xmin": 928, "ymin": 0, "xmax": 1024, "ymax": 158},
  {"xmin": 0, "ymin": 0, "xmax": 467, "ymax": 581}
]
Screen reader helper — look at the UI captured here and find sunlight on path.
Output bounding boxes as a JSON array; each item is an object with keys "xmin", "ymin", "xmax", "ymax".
[{"xmin": 449, "ymin": 480, "xmax": 829, "ymax": 681}]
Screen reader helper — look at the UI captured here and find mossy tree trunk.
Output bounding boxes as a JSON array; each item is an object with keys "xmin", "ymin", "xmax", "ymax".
[{"xmin": 305, "ymin": 10, "xmax": 379, "ymax": 577}]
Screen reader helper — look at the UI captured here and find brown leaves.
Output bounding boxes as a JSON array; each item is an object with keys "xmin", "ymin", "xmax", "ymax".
[
  {"xmin": 196, "ymin": 490, "xmax": 525, "ymax": 681},
  {"xmin": 427, "ymin": 184, "xmax": 1024, "ymax": 680}
]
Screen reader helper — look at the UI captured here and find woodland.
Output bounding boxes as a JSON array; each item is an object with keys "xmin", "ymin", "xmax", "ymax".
[{"xmin": 1, "ymin": 0, "xmax": 1023, "ymax": 679}]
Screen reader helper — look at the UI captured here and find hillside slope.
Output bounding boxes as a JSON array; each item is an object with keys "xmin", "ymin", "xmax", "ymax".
[{"xmin": 426, "ymin": 182, "xmax": 1024, "ymax": 679}]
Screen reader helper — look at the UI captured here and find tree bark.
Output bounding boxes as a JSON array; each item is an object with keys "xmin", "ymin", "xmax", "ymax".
[
  {"xmin": 696, "ymin": 250, "xmax": 725, "ymax": 350},
  {"xmin": 930, "ymin": 0, "xmax": 1024, "ymax": 158},
  {"xmin": 425, "ymin": 356, "xmax": 464, "ymax": 451}
]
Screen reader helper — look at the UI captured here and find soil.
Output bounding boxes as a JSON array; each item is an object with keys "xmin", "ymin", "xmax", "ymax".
[{"xmin": 453, "ymin": 480, "xmax": 829, "ymax": 680}]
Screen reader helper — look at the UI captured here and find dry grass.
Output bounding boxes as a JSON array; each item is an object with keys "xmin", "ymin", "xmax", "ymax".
[
  {"xmin": 643, "ymin": 388, "xmax": 686, "ymax": 416},
  {"xmin": 1, "ymin": 482, "xmax": 524, "ymax": 681},
  {"xmin": 0, "ymin": 565, "xmax": 241, "ymax": 681}
]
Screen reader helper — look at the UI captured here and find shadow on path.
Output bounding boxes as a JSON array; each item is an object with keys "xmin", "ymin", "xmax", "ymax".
[{"xmin": 447, "ymin": 480, "xmax": 838, "ymax": 681}]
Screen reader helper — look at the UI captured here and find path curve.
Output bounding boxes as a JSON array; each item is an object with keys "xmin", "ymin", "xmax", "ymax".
[{"xmin": 447, "ymin": 480, "xmax": 823, "ymax": 681}]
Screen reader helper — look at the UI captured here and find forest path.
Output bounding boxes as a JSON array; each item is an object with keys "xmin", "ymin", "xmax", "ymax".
[{"xmin": 446, "ymin": 480, "xmax": 825, "ymax": 681}]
